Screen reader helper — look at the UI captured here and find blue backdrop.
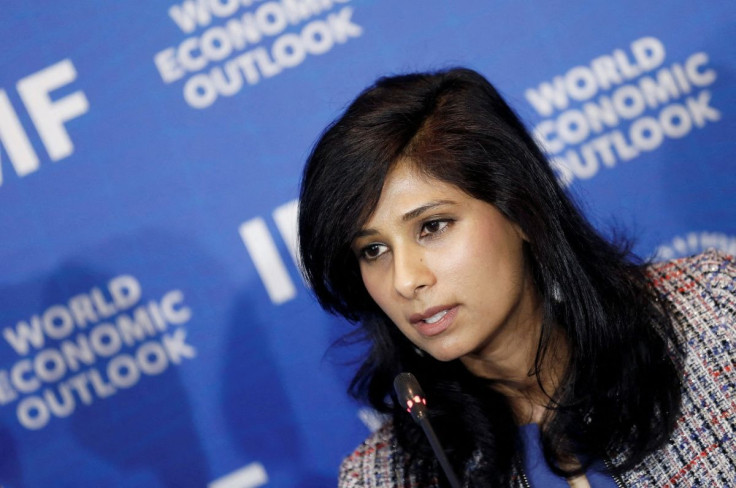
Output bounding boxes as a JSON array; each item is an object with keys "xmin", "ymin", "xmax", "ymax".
[{"xmin": 1, "ymin": 1, "xmax": 734, "ymax": 487}]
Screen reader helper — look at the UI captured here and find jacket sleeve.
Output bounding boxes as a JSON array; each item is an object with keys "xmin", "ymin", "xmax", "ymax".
[{"xmin": 338, "ymin": 422, "xmax": 399, "ymax": 488}]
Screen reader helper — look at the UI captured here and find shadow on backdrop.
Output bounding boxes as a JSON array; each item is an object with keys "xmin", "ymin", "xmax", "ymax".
[{"xmin": 222, "ymin": 287, "xmax": 336, "ymax": 487}]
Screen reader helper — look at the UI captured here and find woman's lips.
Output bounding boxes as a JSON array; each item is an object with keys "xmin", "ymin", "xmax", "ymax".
[{"xmin": 411, "ymin": 305, "xmax": 459, "ymax": 337}]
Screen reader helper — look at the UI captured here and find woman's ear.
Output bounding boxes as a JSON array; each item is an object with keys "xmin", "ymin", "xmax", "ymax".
[{"xmin": 513, "ymin": 223, "xmax": 529, "ymax": 243}]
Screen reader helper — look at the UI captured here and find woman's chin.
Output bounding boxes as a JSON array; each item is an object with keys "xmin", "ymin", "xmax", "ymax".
[{"xmin": 425, "ymin": 345, "xmax": 466, "ymax": 363}]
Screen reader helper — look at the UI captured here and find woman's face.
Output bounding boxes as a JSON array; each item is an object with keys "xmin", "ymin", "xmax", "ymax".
[{"xmin": 353, "ymin": 161, "xmax": 541, "ymax": 364}]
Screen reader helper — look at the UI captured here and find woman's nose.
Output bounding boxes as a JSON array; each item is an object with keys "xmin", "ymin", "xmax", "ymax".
[{"xmin": 392, "ymin": 248, "xmax": 435, "ymax": 299}]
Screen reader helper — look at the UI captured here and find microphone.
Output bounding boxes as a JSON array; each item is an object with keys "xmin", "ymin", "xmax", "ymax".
[{"xmin": 394, "ymin": 372, "xmax": 462, "ymax": 488}]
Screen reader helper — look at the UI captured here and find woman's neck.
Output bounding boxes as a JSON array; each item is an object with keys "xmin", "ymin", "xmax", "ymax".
[{"xmin": 459, "ymin": 307, "xmax": 569, "ymax": 424}]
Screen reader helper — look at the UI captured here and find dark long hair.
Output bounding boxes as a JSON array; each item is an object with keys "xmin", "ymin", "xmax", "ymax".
[{"xmin": 298, "ymin": 68, "xmax": 682, "ymax": 486}]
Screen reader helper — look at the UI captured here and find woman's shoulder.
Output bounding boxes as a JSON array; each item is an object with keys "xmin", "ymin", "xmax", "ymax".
[
  {"xmin": 622, "ymin": 249, "xmax": 736, "ymax": 485},
  {"xmin": 338, "ymin": 421, "xmax": 400, "ymax": 488},
  {"xmin": 645, "ymin": 248, "xmax": 735, "ymax": 340},
  {"xmin": 645, "ymin": 248, "xmax": 735, "ymax": 304},
  {"xmin": 646, "ymin": 248, "xmax": 734, "ymax": 280}
]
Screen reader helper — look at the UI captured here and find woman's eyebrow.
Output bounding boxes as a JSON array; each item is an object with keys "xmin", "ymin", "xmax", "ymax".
[
  {"xmin": 401, "ymin": 200, "xmax": 456, "ymax": 222},
  {"xmin": 353, "ymin": 228, "xmax": 378, "ymax": 240}
]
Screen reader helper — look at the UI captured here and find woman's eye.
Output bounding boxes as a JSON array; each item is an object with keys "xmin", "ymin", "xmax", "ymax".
[
  {"xmin": 420, "ymin": 219, "xmax": 450, "ymax": 238},
  {"xmin": 360, "ymin": 243, "xmax": 387, "ymax": 260}
]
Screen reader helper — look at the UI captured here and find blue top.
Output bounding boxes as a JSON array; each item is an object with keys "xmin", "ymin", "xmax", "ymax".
[{"xmin": 518, "ymin": 424, "xmax": 618, "ymax": 487}]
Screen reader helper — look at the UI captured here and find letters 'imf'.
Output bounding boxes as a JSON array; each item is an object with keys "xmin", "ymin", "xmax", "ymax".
[{"xmin": 0, "ymin": 59, "xmax": 89, "ymax": 187}]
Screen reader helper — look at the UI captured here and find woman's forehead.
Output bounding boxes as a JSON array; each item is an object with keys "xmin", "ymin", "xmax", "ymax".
[{"xmin": 361, "ymin": 164, "xmax": 465, "ymax": 228}]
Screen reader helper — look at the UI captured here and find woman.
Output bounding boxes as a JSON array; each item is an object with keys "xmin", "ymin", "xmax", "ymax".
[{"xmin": 298, "ymin": 68, "xmax": 735, "ymax": 487}]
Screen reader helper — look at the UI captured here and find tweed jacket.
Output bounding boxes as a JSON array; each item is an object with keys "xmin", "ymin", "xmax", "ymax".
[{"xmin": 338, "ymin": 250, "xmax": 736, "ymax": 487}]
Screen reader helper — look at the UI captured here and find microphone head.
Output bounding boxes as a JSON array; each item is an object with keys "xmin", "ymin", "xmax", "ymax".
[{"xmin": 393, "ymin": 372, "xmax": 428, "ymax": 422}]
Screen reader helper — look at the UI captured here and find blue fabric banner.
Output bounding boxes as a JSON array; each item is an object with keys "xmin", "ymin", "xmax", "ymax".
[{"xmin": 0, "ymin": 1, "xmax": 734, "ymax": 486}]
